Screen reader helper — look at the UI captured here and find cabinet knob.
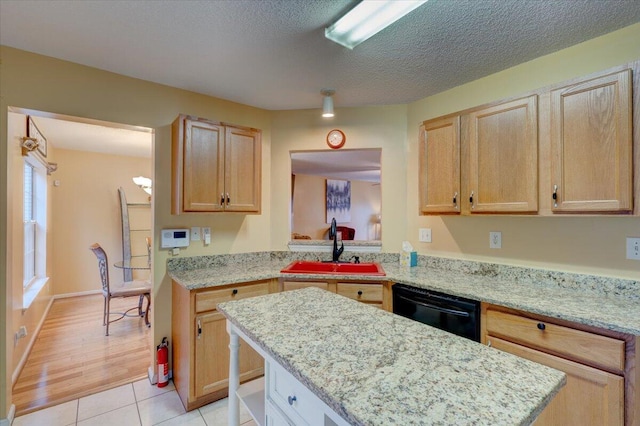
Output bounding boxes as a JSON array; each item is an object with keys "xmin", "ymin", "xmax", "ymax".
[
  {"xmin": 469, "ymin": 191, "xmax": 475, "ymax": 209},
  {"xmin": 226, "ymin": 192, "xmax": 230, "ymax": 205},
  {"xmin": 220, "ymin": 193, "xmax": 225, "ymax": 206},
  {"xmin": 453, "ymin": 192, "xmax": 458, "ymax": 206},
  {"xmin": 287, "ymin": 395, "xmax": 297, "ymax": 405},
  {"xmin": 232, "ymin": 289, "xmax": 238, "ymax": 296},
  {"xmin": 357, "ymin": 290, "xmax": 363, "ymax": 296},
  {"xmin": 537, "ymin": 322, "xmax": 546, "ymax": 331},
  {"xmin": 552, "ymin": 185, "xmax": 558, "ymax": 208}
]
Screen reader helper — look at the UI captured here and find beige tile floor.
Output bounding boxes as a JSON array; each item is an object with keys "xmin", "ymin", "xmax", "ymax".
[{"xmin": 12, "ymin": 379, "xmax": 257, "ymax": 426}]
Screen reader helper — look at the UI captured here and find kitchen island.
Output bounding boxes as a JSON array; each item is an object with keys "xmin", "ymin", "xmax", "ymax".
[{"xmin": 217, "ymin": 287, "xmax": 566, "ymax": 426}]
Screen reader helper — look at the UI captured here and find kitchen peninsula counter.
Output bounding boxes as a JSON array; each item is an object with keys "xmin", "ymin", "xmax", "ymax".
[
  {"xmin": 167, "ymin": 252, "xmax": 640, "ymax": 335},
  {"xmin": 217, "ymin": 287, "xmax": 566, "ymax": 425}
]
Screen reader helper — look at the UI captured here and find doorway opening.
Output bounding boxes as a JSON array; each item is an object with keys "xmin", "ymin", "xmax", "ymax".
[{"xmin": 7, "ymin": 107, "xmax": 154, "ymax": 415}]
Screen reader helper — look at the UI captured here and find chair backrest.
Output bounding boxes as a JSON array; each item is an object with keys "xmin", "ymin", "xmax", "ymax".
[
  {"xmin": 324, "ymin": 226, "xmax": 356, "ymax": 240},
  {"xmin": 336, "ymin": 226, "xmax": 355, "ymax": 240},
  {"xmin": 89, "ymin": 243, "xmax": 110, "ymax": 293}
]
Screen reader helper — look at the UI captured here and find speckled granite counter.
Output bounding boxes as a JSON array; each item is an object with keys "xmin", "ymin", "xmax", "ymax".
[
  {"xmin": 218, "ymin": 287, "xmax": 566, "ymax": 426},
  {"xmin": 167, "ymin": 251, "xmax": 640, "ymax": 335}
]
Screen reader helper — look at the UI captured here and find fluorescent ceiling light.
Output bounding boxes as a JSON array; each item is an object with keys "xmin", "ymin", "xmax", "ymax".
[{"xmin": 325, "ymin": 0, "xmax": 428, "ymax": 49}]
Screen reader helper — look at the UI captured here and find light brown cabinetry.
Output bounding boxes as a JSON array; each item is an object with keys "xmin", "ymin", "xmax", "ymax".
[
  {"xmin": 171, "ymin": 114, "xmax": 261, "ymax": 214},
  {"xmin": 280, "ymin": 279, "xmax": 389, "ymax": 310},
  {"xmin": 172, "ymin": 280, "xmax": 272, "ymax": 411},
  {"xmin": 419, "ymin": 96, "xmax": 538, "ymax": 214},
  {"xmin": 419, "ymin": 116, "xmax": 461, "ymax": 213},
  {"xmin": 336, "ymin": 282, "xmax": 383, "ymax": 308},
  {"xmin": 419, "ymin": 63, "xmax": 638, "ymax": 216},
  {"xmin": 550, "ymin": 69, "xmax": 633, "ymax": 213},
  {"xmin": 468, "ymin": 96, "xmax": 538, "ymax": 213},
  {"xmin": 482, "ymin": 304, "xmax": 639, "ymax": 425}
]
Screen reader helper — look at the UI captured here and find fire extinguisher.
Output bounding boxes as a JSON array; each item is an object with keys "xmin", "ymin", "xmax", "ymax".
[{"xmin": 157, "ymin": 337, "xmax": 169, "ymax": 388}]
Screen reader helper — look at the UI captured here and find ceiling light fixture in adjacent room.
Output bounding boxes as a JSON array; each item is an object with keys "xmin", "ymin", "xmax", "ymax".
[
  {"xmin": 133, "ymin": 176, "xmax": 153, "ymax": 196},
  {"xmin": 325, "ymin": 0, "xmax": 428, "ymax": 49},
  {"xmin": 321, "ymin": 89, "xmax": 335, "ymax": 118}
]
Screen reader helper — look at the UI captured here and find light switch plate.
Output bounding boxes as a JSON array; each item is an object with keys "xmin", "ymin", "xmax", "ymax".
[
  {"xmin": 627, "ymin": 237, "xmax": 640, "ymax": 260},
  {"xmin": 490, "ymin": 232, "xmax": 502, "ymax": 249},
  {"xmin": 191, "ymin": 227, "xmax": 201, "ymax": 241},
  {"xmin": 419, "ymin": 228, "xmax": 432, "ymax": 243}
]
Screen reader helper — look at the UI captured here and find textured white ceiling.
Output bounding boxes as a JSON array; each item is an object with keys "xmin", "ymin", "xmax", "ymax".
[{"xmin": 2, "ymin": 0, "xmax": 639, "ymax": 111}]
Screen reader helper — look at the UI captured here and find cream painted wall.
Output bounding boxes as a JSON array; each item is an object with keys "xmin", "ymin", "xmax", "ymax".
[
  {"xmin": 406, "ymin": 23, "xmax": 640, "ymax": 279},
  {"xmin": 271, "ymin": 106, "xmax": 407, "ymax": 252},
  {"xmin": 7, "ymin": 112, "xmax": 54, "ymax": 386},
  {"xmin": 1, "ymin": 45, "xmax": 271, "ymax": 418},
  {"xmin": 292, "ymin": 174, "xmax": 381, "ymax": 240},
  {"xmin": 52, "ymin": 148, "xmax": 151, "ymax": 295}
]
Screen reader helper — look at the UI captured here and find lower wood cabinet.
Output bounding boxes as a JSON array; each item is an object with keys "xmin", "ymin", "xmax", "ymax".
[
  {"xmin": 482, "ymin": 303, "xmax": 638, "ymax": 426},
  {"xmin": 172, "ymin": 279, "xmax": 275, "ymax": 410},
  {"xmin": 280, "ymin": 279, "xmax": 390, "ymax": 310}
]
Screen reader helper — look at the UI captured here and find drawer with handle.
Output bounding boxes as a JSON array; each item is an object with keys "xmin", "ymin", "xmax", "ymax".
[
  {"xmin": 266, "ymin": 361, "xmax": 325, "ymax": 426},
  {"xmin": 195, "ymin": 281, "xmax": 269, "ymax": 313},
  {"xmin": 485, "ymin": 309, "xmax": 625, "ymax": 372},
  {"xmin": 336, "ymin": 282, "xmax": 383, "ymax": 303}
]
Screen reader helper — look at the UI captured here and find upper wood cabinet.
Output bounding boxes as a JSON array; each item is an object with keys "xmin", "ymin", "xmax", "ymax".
[
  {"xmin": 550, "ymin": 70, "xmax": 633, "ymax": 213},
  {"xmin": 467, "ymin": 95, "xmax": 538, "ymax": 213},
  {"xmin": 419, "ymin": 116, "xmax": 461, "ymax": 214},
  {"xmin": 172, "ymin": 114, "xmax": 262, "ymax": 214},
  {"xmin": 420, "ymin": 96, "xmax": 538, "ymax": 215}
]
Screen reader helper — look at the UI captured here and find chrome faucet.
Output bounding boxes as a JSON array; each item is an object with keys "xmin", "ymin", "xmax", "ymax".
[{"xmin": 330, "ymin": 217, "xmax": 344, "ymax": 262}]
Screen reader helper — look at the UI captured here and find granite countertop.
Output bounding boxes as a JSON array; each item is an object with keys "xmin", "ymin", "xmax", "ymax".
[
  {"xmin": 218, "ymin": 287, "xmax": 566, "ymax": 426},
  {"xmin": 167, "ymin": 252, "xmax": 640, "ymax": 335}
]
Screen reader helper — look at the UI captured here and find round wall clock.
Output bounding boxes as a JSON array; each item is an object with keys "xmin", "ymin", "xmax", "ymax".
[{"xmin": 326, "ymin": 129, "xmax": 346, "ymax": 149}]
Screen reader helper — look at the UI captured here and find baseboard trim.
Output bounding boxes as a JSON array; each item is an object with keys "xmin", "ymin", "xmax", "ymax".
[
  {"xmin": 54, "ymin": 289, "xmax": 101, "ymax": 299},
  {"xmin": 12, "ymin": 296, "xmax": 55, "ymax": 385},
  {"xmin": 148, "ymin": 365, "xmax": 157, "ymax": 384},
  {"xmin": 0, "ymin": 404, "xmax": 16, "ymax": 426}
]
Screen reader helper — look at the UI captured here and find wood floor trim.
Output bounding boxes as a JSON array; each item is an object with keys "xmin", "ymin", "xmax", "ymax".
[
  {"xmin": 11, "ymin": 294, "xmax": 152, "ymax": 416},
  {"xmin": 12, "ymin": 296, "xmax": 55, "ymax": 386}
]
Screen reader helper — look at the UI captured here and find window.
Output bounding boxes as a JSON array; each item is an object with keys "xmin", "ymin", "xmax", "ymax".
[
  {"xmin": 23, "ymin": 162, "xmax": 36, "ymax": 287},
  {"xmin": 23, "ymin": 158, "xmax": 47, "ymax": 307}
]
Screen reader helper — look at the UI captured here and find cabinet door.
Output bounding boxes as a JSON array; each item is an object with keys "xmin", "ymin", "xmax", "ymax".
[
  {"xmin": 468, "ymin": 96, "xmax": 538, "ymax": 213},
  {"xmin": 224, "ymin": 126, "xmax": 262, "ymax": 212},
  {"xmin": 488, "ymin": 336, "xmax": 624, "ymax": 426},
  {"xmin": 550, "ymin": 70, "xmax": 632, "ymax": 212},
  {"xmin": 183, "ymin": 119, "xmax": 225, "ymax": 212},
  {"xmin": 419, "ymin": 117, "xmax": 461, "ymax": 214},
  {"xmin": 194, "ymin": 312, "xmax": 264, "ymax": 398}
]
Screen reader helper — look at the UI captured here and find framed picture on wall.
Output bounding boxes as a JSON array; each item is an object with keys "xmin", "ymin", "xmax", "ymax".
[
  {"xmin": 326, "ymin": 179, "xmax": 351, "ymax": 223},
  {"xmin": 27, "ymin": 116, "xmax": 47, "ymax": 158}
]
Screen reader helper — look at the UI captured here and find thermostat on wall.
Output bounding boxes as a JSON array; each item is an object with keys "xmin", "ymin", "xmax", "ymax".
[{"xmin": 161, "ymin": 229, "xmax": 190, "ymax": 248}]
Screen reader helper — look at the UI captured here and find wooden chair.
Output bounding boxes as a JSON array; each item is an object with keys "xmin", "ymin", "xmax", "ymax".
[
  {"xmin": 324, "ymin": 226, "xmax": 356, "ymax": 240},
  {"xmin": 89, "ymin": 243, "xmax": 151, "ymax": 336}
]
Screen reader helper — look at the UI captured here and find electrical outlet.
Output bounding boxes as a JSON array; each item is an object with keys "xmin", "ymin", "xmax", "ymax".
[
  {"xmin": 14, "ymin": 326, "xmax": 27, "ymax": 345},
  {"xmin": 490, "ymin": 232, "xmax": 502, "ymax": 249},
  {"xmin": 419, "ymin": 228, "xmax": 432, "ymax": 243},
  {"xmin": 627, "ymin": 237, "xmax": 640, "ymax": 260},
  {"xmin": 191, "ymin": 227, "xmax": 201, "ymax": 241}
]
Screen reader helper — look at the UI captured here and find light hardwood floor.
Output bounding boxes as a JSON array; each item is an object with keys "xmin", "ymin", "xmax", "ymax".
[{"xmin": 12, "ymin": 294, "xmax": 152, "ymax": 416}]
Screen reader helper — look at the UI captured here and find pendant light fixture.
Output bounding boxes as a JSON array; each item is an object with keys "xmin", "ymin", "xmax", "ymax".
[{"xmin": 321, "ymin": 89, "xmax": 335, "ymax": 118}]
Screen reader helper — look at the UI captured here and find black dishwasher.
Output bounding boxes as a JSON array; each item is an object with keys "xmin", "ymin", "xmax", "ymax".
[{"xmin": 392, "ymin": 284, "xmax": 480, "ymax": 342}]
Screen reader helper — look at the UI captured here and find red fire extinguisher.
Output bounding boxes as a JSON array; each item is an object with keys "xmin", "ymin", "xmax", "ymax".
[{"xmin": 157, "ymin": 337, "xmax": 169, "ymax": 388}]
